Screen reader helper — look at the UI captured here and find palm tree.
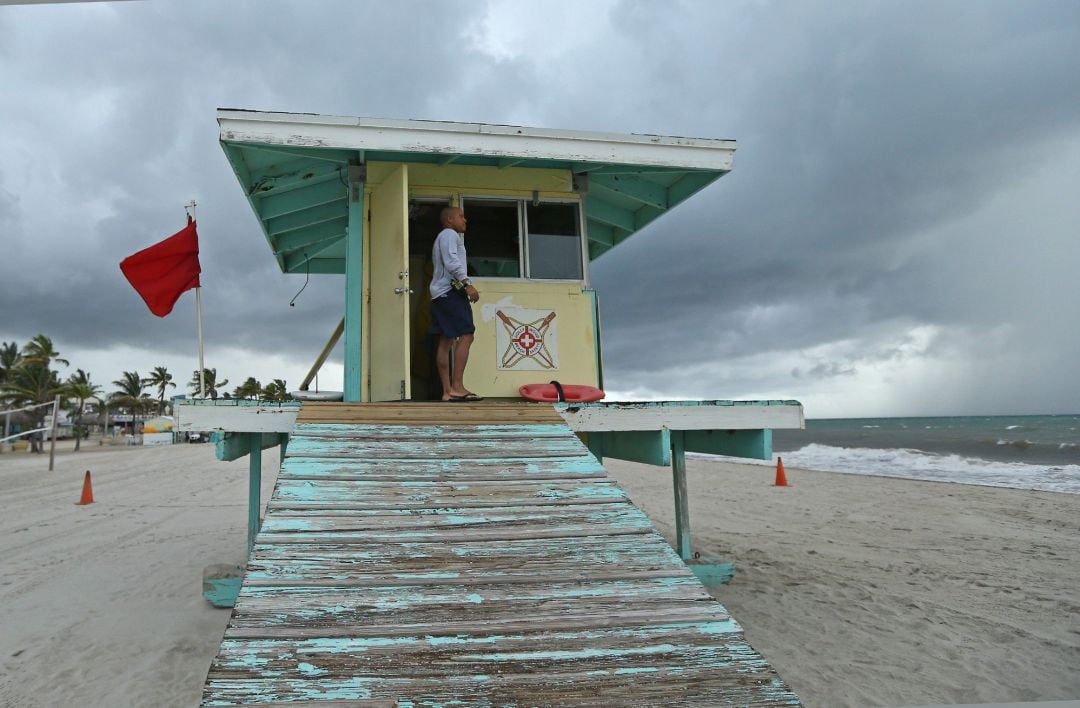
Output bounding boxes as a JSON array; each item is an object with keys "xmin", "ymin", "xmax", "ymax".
[
  {"xmin": 66, "ymin": 369, "xmax": 101, "ymax": 452},
  {"xmin": 20, "ymin": 334, "xmax": 69, "ymax": 369},
  {"xmin": 144, "ymin": 366, "xmax": 175, "ymax": 415},
  {"xmin": 233, "ymin": 377, "xmax": 262, "ymax": 401},
  {"xmin": 0, "ymin": 341, "xmax": 19, "ymax": 385},
  {"xmin": 0, "ymin": 341, "xmax": 19, "ymax": 441},
  {"xmin": 111, "ymin": 371, "xmax": 151, "ymax": 436},
  {"xmin": 189, "ymin": 368, "xmax": 228, "ymax": 400},
  {"xmin": 0, "ymin": 335, "xmax": 68, "ymax": 452},
  {"xmin": 261, "ymin": 378, "xmax": 290, "ymax": 402},
  {"xmin": 1, "ymin": 360, "xmax": 63, "ymax": 452}
]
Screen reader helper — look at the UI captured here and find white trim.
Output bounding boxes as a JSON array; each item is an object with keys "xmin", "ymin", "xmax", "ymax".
[
  {"xmin": 218, "ymin": 110, "xmax": 735, "ymax": 171},
  {"xmin": 557, "ymin": 403, "xmax": 805, "ymax": 432},
  {"xmin": 176, "ymin": 403, "xmax": 298, "ymax": 434}
]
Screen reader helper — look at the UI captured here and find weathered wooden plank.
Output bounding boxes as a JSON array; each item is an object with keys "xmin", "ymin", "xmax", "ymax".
[
  {"xmin": 255, "ymin": 526, "xmax": 651, "ymax": 544},
  {"xmin": 206, "ymin": 670, "xmax": 794, "ymax": 708},
  {"xmin": 269, "ymin": 478, "xmax": 625, "ymax": 509},
  {"xmin": 246, "ymin": 534, "xmax": 687, "ymax": 585},
  {"xmin": 284, "ymin": 435, "xmax": 584, "ymax": 459},
  {"xmin": 225, "ymin": 605, "xmax": 732, "ymax": 639},
  {"xmin": 258, "ymin": 502, "xmax": 650, "ymax": 534},
  {"xmin": 205, "ymin": 621, "xmax": 795, "ymax": 706},
  {"xmin": 279, "ymin": 455, "xmax": 606, "ymax": 481},
  {"xmin": 243, "ymin": 569, "xmax": 693, "ymax": 589},
  {"xmin": 231, "ymin": 577, "xmax": 719, "ymax": 630}
]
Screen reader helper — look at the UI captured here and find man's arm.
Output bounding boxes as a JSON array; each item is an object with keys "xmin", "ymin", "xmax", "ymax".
[
  {"xmin": 438, "ymin": 231, "xmax": 478, "ymax": 302},
  {"xmin": 437, "ymin": 231, "xmax": 469, "ymax": 283}
]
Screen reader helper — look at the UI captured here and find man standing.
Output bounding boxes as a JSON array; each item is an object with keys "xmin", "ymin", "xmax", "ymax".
[{"xmin": 430, "ymin": 206, "xmax": 482, "ymax": 401}]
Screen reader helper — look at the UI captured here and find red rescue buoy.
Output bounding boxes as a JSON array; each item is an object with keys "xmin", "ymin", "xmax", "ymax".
[{"xmin": 519, "ymin": 382, "xmax": 606, "ymax": 403}]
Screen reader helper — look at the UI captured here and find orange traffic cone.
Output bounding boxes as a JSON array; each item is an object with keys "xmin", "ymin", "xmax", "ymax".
[
  {"xmin": 774, "ymin": 457, "xmax": 789, "ymax": 487},
  {"xmin": 76, "ymin": 470, "xmax": 94, "ymax": 505}
]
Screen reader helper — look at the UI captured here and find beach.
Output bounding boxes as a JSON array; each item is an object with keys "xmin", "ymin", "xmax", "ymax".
[
  {"xmin": 607, "ymin": 457, "xmax": 1080, "ymax": 707},
  {"xmin": 0, "ymin": 441, "xmax": 280, "ymax": 708},
  {"xmin": 1, "ymin": 442, "xmax": 1078, "ymax": 707}
]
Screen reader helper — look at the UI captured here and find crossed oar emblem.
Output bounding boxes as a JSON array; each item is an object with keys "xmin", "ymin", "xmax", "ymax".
[{"xmin": 496, "ymin": 309, "xmax": 557, "ymax": 369}]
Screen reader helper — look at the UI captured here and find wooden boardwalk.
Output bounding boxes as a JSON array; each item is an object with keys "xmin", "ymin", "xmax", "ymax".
[{"xmin": 203, "ymin": 403, "xmax": 799, "ymax": 707}]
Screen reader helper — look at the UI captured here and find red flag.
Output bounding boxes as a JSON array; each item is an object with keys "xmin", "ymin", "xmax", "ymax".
[{"xmin": 120, "ymin": 218, "xmax": 202, "ymax": 317}]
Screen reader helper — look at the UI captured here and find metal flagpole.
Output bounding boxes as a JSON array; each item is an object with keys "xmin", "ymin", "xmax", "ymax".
[{"xmin": 187, "ymin": 200, "xmax": 206, "ymax": 398}]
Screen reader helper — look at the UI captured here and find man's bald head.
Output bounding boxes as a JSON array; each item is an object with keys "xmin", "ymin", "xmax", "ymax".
[
  {"xmin": 441, "ymin": 206, "xmax": 467, "ymax": 233},
  {"xmin": 441, "ymin": 207, "xmax": 460, "ymax": 226}
]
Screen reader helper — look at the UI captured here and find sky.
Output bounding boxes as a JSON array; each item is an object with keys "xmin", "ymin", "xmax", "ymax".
[{"xmin": 1, "ymin": 0, "xmax": 1078, "ymax": 418}]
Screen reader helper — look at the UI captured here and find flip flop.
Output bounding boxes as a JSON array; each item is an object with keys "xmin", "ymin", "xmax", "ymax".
[{"xmin": 448, "ymin": 393, "xmax": 484, "ymax": 402}]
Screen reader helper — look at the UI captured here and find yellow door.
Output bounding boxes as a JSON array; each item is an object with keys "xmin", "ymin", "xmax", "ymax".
[{"xmin": 367, "ymin": 164, "xmax": 411, "ymax": 401}]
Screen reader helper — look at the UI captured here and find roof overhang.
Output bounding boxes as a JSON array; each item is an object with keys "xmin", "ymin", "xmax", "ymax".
[{"xmin": 218, "ymin": 109, "xmax": 736, "ymax": 274}]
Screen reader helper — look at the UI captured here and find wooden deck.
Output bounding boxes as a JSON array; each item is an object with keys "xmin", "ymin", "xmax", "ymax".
[{"xmin": 202, "ymin": 403, "xmax": 799, "ymax": 706}]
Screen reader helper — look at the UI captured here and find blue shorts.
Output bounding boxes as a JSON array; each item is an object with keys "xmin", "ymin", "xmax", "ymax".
[{"xmin": 430, "ymin": 289, "xmax": 475, "ymax": 338}]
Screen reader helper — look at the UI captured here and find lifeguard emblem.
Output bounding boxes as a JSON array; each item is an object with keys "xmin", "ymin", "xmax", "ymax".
[{"xmin": 495, "ymin": 309, "xmax": 558, "ymax": 370}]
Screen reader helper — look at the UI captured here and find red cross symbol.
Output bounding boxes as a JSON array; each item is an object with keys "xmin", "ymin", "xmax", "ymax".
[{"xmin": 515, "ymin": 331, "xmax": 536, "ymax": 352}]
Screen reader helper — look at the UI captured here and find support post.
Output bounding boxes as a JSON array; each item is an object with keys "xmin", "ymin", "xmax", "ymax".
[
  {"xmin": 670, "ymin": 429, "xmax": 692, "ymax": 560},
  {"xmin": 343, "ymin": 162, "xmax": 365, "ymax": 402},
  {"xmin": 247, "ymin": 435, "xmax": 262, "ymax": 552},
  {"xmin": 48, "ymin": 394, "xmax": 61, "ymax": 471},
  {"xmin": 671, "ymin": 427, "xmax": 737, "ymax": 585}
]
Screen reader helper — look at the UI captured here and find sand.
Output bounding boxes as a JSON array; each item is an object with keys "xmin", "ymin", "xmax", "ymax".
[
  {"xmin": 606, "ymin": 457, "xmax": 1080, "ymax": 707},
  {"xmin": 0, "ymin": 441, "xmax": 280, "ymax": 708},
  {"xmin": 1, "ymin": 442, "xmax": 1078, "ymax": 707}
]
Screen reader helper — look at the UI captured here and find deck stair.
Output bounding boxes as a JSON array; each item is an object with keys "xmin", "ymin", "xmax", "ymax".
[{"xmin": 203, "ymin": 402, "xmax": 799, "ymax": 706}]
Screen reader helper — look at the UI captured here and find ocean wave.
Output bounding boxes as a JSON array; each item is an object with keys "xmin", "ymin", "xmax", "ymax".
[{"xmin": 691, "ymin": 444, "xmax": 1080, "ymax": 494}]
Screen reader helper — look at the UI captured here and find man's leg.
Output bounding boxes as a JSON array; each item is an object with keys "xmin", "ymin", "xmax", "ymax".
[
  {"xmin": 435, "ymin": 335, "xmax": 454, "ymax": 401},
  {"xmin": 451, "ymin": 333, "xmax": 474, "ymax": 396}
]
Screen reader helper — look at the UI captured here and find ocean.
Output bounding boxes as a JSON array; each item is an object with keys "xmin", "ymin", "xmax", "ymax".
[{"xmin": 729, "ymin": 414, "xmax": 1080, "ymax": 495}]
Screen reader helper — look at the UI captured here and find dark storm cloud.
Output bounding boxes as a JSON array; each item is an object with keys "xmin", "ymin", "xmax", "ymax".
[
  {"xmin": 1, "ymin": 0, "xmax": 1078, "ymax": 414},
  {"xmin": 0, "ymin": 0, "xmax": 483, "ymax": 360},
  {"xmin": 584, "ymin": 1, "xmax": 1080, "ymax": 404}
]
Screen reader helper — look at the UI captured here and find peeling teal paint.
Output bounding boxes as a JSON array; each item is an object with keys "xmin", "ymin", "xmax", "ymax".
[
  {"xmin": 296, "ymin": 662, "xmax": 326, "ymax": 676},
  {"xmin": 203, "ymin": 414, "xmax": 800, "ymax": 706}
]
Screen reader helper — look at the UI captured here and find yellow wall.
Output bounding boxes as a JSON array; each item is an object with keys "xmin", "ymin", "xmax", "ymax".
[
  {"xmin": 464, "ymin": 280, "xmax": 599, "ymax": 398},
  {"xmin": 361, "ymin": 161, "xmax": 596, "ymax": 400}
]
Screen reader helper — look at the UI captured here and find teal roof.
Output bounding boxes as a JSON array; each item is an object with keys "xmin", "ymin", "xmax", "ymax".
[{"xmin": 218, "ymin": 110, "xmax": 735, "ymax": 274}]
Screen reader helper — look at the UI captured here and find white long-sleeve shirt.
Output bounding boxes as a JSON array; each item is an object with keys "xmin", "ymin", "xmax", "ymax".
[{"xmin": 430, "ymin": 227, "xmax": 468, "ymax": 298}]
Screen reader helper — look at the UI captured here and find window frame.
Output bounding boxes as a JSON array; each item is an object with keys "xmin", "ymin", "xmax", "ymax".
[{"xmin": 460, "ymin": 193, "xmax": 588, "ymax": 284}]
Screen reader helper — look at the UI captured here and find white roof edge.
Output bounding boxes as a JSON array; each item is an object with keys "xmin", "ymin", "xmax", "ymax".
[{"xmin": 217, "ymin": 109, "xmax": 735, "ymax": 171}]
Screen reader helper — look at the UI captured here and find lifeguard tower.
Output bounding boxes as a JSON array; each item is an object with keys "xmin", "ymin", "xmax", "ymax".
[{"xmin": 187, "ymin": 110, "xmax": 804, "ymax": 706}]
